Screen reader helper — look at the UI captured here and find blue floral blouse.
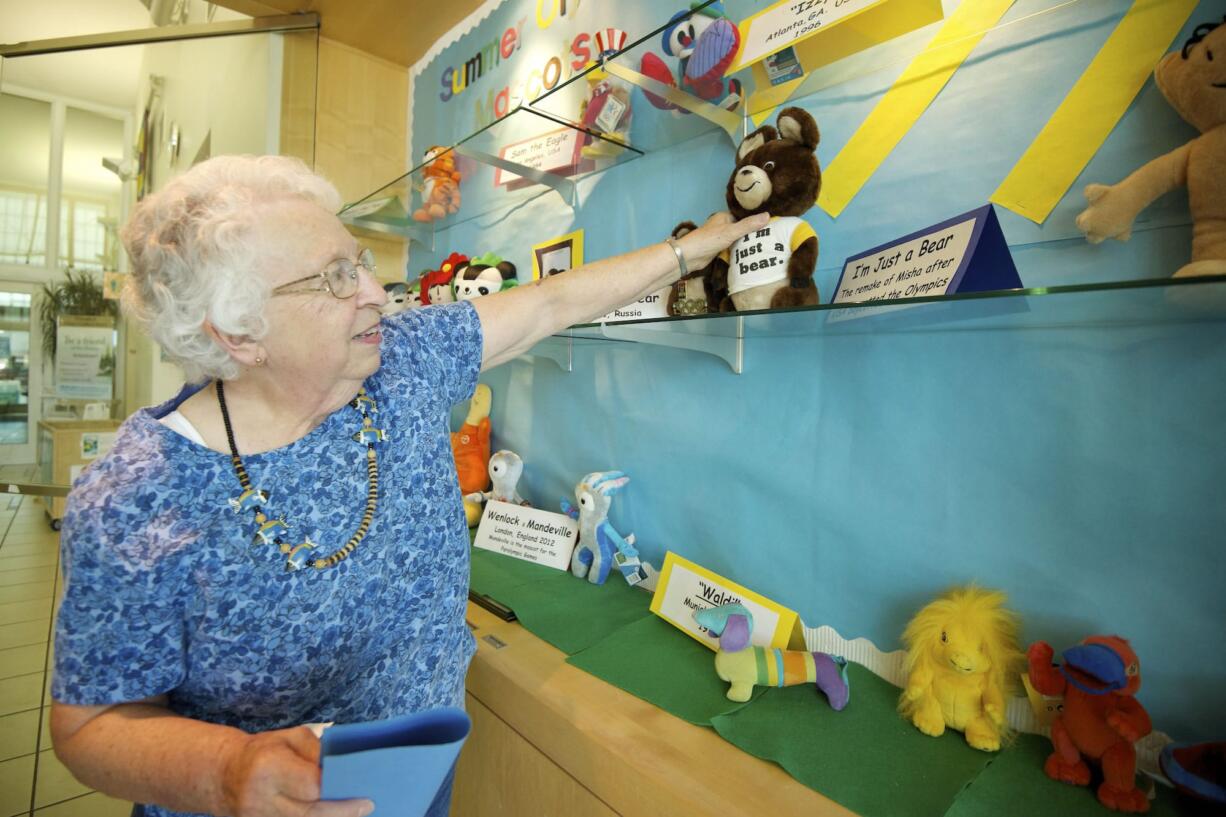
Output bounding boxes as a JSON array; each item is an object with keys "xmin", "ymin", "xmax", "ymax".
[{"xmin": 52, "ymin": 302, "xmax": 483, "ymax": 817}]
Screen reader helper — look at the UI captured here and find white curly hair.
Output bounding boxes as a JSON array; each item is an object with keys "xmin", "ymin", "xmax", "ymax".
[{"xmin": 120, "ymin": 154, "xmax": 342, "ymax": 383}]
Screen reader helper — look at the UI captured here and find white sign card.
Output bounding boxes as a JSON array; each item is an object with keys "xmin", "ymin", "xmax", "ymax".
[
  {"xmin": 472, "ymin": 500, "xmax": 578, "ymax": 571},
  {"xmin": 734, "ymin": 0, "xmax": 885, "ymax": 71},
  {"xmin": 831, "ymin": 204, "xmax": 1021, "ymax": 306},
  {"xmin": 80, "ymin": 431, "xmax": 117, "ymax": 460},
  {"xmin": 494, "ymin": 128, "xmax": 583, "ymax": 186},
  {"xmin": 598, "ymin": 286, "xmax": 671, "ymax": 323}
]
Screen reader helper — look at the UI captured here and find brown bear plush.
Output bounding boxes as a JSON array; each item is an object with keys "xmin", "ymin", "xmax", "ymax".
[
  {"xmin": 666, "ymin": 220, "xmax": 729, "ymax": 315},
  {"xmin": 1076, "ymin": 16, "xmax": 1226, "ymax": 278},
  {"xmin": 720, "ymin": 106, "xmax": 822, "ymax": 311}
]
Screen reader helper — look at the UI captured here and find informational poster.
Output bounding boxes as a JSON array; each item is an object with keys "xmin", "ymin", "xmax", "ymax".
[{"xmin": 55, "ymin": 316, "xmax": 115, "ymax": 401}]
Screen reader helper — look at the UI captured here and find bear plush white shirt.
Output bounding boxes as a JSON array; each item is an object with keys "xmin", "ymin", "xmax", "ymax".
[{"xmin": 725, "ymin": 216, "xmax": 816, "ymax": 295}]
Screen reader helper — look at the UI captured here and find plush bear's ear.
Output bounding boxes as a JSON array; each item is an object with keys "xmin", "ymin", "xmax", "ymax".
[
  {"xmin": 777, "ymin": 107, "xmax": 819, "ymax": 151},
  {"xmin": 671, "ymin": 221, "xmax": 698, "ymax": 239},
  {"xmin": 496, "ymin": 261, "xmax": 517, "ymax": 281},
  {"xmin": 737, "ymin": 125, "xmax": 778, "ymax": 161}
]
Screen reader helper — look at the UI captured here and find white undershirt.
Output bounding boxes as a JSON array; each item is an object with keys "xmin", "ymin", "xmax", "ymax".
[{"xmin": 158, "ymin": 410, "xmax": 207, "ymax": 446}]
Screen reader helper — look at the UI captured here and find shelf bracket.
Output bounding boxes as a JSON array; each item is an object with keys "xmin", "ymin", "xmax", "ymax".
[
  {"xmin": 338, "ymin": 214, "xmax": 435, "ymax": 251},
  {"xmin": 453, "ymin": 145, "xmax": 578, "ymax": 210},
  {"xmin": 518, "ymin": 335, "xmax": 573, "ymax": 372},
  {"xmin": 602, "ymin": 61, "xmax": 743, "ymax": 140},
  {"xmin": 600, "ymin": 317, "xmax": 744, "ymax": 374}
]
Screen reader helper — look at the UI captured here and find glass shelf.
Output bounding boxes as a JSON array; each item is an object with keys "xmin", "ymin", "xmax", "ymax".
[
  {"xmin": 346, "ymin": 0, "xmax": 1119, "ymax": 249},
  {"xmin": 339, "ymin": 104, "xmax": 642, "ymax": 246},
  {"xmin": 530, "ymin": 0, "xmax": 1112, "ymax": 154},
  {"xmin": 534, "ymin": 275, "xmax": 1226, "ymax": 372}
]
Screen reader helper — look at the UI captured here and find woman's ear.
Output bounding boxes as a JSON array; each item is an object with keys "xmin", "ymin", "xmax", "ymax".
[{"xmin": 202, "ymin": 320, "xmax": 264, "ymax": 368}]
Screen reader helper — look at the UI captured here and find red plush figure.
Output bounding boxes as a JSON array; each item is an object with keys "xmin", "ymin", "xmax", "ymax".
[{"xmin": 1027, "ymin": 636, "xmax": 1153, "ymax": 813}]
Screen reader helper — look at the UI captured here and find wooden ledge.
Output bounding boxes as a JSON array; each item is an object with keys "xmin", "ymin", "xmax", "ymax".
[{"xmin": 464, "ymin": 601, "xmax": 855, "ymax": 817}]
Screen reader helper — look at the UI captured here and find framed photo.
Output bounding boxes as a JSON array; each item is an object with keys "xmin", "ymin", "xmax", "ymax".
[{"xmin": 531, "ymin": 229, "xmax": 584, "ymax": 281}]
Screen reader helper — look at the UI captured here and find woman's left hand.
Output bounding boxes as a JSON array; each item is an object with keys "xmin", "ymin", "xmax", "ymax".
[{"xmin": 676, "ymin": 211, "xmax": 771, "ymax": 271}]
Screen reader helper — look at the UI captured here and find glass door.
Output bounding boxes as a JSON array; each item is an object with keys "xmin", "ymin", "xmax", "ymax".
[{"xmin": 0, "ymin": 283, "xmax": 41, "ymax": 468}]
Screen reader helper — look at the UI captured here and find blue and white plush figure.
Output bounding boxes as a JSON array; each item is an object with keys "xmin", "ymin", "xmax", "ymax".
[{"xmin": 561, "ymin": 471, "xmax": 636, "ymax": 586}]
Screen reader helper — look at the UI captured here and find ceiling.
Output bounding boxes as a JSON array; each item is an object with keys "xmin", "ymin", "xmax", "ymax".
[{"xmin": 212, "ymin": 0, "xmax": 488, "ymax": 67}]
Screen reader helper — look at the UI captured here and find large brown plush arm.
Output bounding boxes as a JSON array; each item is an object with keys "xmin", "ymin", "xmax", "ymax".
[
  {"xmin": 1076, "ymin": 143, "xmax": 1192, "ymax": 244},
  {"xmin": 788, "ymin": 235, "xmax": 818, "ymax": 288}
]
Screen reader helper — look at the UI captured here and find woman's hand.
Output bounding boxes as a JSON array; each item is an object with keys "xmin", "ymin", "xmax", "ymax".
[
  {"xmin": 222, "ymin": 726, "xmax": 373, "ymax": 817},
  {"xmin": 675, "ymin": 211, "xmax": 771, "ymax": 271}
]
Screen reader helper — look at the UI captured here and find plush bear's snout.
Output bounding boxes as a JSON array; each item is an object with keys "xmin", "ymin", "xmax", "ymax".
[{"xmin": 732, "ymin": 165, "xmax": 772, "ymax": 211}]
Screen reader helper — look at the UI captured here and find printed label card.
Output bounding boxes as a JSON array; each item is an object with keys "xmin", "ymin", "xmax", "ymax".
[
  {"xmin": 650, "ymin": 552, "xmax": 803, "ymax": 651},
  {"xmin": 472, "ymin": 500, "xmax": 578, "ymax": 571},
  {"xmin": 832, "ymin": 204, "xmax": 1020, "ymax": 306}
]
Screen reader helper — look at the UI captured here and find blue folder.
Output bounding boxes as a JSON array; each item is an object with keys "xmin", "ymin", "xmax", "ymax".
[{"xmin": 320, "ymin": 707, "xmax": 471, "ymax": 816}]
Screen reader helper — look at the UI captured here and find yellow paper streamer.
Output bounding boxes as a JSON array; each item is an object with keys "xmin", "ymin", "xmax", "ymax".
[
  {"xmin": 817, "ymin": 0, "xmax": 1016, "ymax": 218},
  {"xmin": 990, "ymin": 0, "xmax": 1199, "ymax": 224}
]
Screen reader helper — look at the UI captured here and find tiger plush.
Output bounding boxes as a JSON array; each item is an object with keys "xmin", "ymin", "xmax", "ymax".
[{"xmin": 412, "ymin": 146, "xmax": 462, "ymax": 223}]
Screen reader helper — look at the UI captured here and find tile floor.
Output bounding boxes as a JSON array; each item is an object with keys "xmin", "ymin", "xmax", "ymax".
[{"xmin": 0, "ymin": 496, "xmax": 131, "ymax": 817}]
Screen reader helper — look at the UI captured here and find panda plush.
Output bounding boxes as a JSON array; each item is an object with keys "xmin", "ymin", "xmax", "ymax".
[
  {"xmin": 453, "ymin": 253, "xmax": 519, "ymax": 301},
  {"xmin": 722, "ymin": 106, "xmax": 821, "ymax": 311}
]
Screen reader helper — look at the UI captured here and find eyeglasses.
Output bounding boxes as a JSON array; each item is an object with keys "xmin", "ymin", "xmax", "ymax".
[{"xmin": 271, "ymin": 248, "xmax": 377, "ymax": 300}]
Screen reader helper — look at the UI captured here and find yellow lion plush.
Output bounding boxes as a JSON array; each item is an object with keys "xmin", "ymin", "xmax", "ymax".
[{"xmin": 899, "ymin": 586, "xmax": 1023, "ymax": 752}]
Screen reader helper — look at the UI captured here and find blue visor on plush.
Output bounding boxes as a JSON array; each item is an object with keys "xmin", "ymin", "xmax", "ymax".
[{"xmin": 1060, "ymin": 643, "xmax": 1126, "ymax": 695}]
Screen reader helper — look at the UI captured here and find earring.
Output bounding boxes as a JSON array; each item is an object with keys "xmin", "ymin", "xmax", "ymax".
[{"xmin": 254, "ymin": 356, "xmax": 264, "ymax": 365}]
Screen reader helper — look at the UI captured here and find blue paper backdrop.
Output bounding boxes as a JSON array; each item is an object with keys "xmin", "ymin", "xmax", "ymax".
[{"xmin": 408, "ymin": 0, "xmax": 1226, "ymax": 741}]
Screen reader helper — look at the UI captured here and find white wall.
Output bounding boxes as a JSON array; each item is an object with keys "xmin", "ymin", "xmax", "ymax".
[{"xmin": 132, "ymin": 31, "xmax": 280, "ymax": 406}]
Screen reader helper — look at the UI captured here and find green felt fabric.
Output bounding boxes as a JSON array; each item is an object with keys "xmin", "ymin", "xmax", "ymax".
[
  {"xmin": 469, "ymin": 547, "xmax": 555, "ymax": 601},
  {"xmin": 945, "ymin": 732, "xmax": 1187, "ymax": 817},
  {"xmin": 469, "ymin": 548, "xmax": 655, "ymax": 655},
  {"xmin": 710, "ymin": 664, "xmax": 995, "ymax": 817},
  {"xmin": 566, "ymin": 615, "xmax": 765, "ymax": 726}
]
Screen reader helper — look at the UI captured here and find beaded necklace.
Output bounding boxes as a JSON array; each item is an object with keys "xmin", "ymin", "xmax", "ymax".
[{"xmin": 216, "ymin": 380, "xmax": 385, "ymax": 571}]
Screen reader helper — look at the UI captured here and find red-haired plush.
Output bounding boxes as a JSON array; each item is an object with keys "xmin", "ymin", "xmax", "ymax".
[
  {"xmin": 420, "ymin": 253, "xmax": 468, "ymax": 305},
  {"xmin": 1027, "ymin": 636, "xmax": 1153, "ymax": 813}
]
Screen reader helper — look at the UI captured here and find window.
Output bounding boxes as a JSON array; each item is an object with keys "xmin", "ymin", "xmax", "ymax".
[{"xmin": 0, "ymin": 190, "xmax": 49, "ymax": 267}]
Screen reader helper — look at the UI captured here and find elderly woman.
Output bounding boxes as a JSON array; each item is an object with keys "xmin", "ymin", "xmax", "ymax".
[{"xmin": 49, "ymin": 155, "xmax": 765, "ymax": 817}]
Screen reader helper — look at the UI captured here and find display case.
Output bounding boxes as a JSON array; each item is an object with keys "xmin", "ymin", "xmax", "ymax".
[{"xmin": 399, "ymin": 0, "xmax": 1224, "ymax": 813}]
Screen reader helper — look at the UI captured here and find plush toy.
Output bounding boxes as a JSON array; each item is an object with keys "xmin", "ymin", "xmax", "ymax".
[
  {"xmin": 466, "ymin": 450, "xmax": 530, "ymax": 510},
  {"xmin": 420, "ymin": 253, "xmax": 467, "ymax": 305},
  {"xmin": 450, "ymin": 384, "xmax": 491, "ymax": 526},
  {"xmin": 1028, "ymin": 636, "xmax": 1153, "ymax": 812},
  {"xmin": 561, "ymin": 471, "xmax": 653, "ymax": 587},
  {"xmin": 665, "ymin": 221, "xmax": 729, "ymax": 315},
  {"xmin": 639, "ymin": 2, "xmax": 742, "ymax": 113},
  {"xmin": 899, "ymin": 586, "xmax": 1023, "ymax": 753},
  {"xmin": 579, "ymin": 29, "xmax": 633, "ymax": 160},
  {"xmin": 722, "ymin": 107, "xmax": 821, "ymax": 311},
  {"xmin": 695, "ymin": 603, "xmax": 850, "ymax": 709},
  {"xmin": 412, "ymin": 146, "xmax": 462, "ymax": 223},
  {"xmin": 1076, "ymin": 17, "xmax": 1226, "ymax": 278},
  {"xmin": 1160, "ymin": 741, "xmax": 1226, "ymax": 808},
  {"xmin": 381, "ymin": 282, "xmax": 419, "ymax": 315},
  {"xmin": 453, "ymin": 253, "xmax": 518, "ymax": 301}
]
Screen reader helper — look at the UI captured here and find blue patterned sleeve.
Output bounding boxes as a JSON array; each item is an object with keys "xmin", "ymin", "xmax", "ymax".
[
  {"xmin": 52, "ymin": 477, "xmax": 190, "ymax": 706},
  {"xmin": 381, "ymin": 301, "xmax": 484, "ymax": 409}
]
